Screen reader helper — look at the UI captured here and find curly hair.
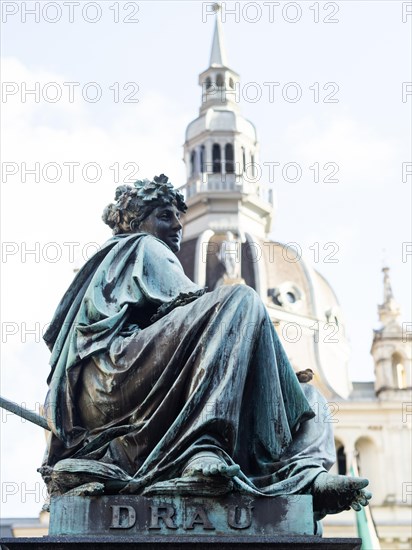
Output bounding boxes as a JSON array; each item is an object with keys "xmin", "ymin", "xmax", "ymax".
[{"xmin": 102, "ymin": 174, "xmax": 187, "ymax": 235}]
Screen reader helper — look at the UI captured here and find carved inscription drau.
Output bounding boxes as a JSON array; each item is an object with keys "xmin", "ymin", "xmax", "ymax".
[{"xmin": 109, "ymin": 503, "xmax": 254, "ymax": 531}]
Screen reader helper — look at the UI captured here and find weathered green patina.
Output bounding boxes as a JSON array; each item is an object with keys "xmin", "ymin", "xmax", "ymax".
[
  {"xmin": 48, "ymin": 494, "xmax": 315, "ymax": 537},
  {"xmin": 38, "ymin": 175, "xmax": 371, "ymax": 527}
]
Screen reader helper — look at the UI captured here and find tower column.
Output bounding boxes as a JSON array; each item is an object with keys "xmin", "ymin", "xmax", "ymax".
[{"xmin": 221, "ymin": 142, "xmax": 226, "ymax": 175}]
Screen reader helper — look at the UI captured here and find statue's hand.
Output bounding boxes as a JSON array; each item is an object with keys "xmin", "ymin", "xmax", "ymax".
[
  {"xmin": 349, "ymin": 487, "xmax": 372, "ymax": 511},
  {"xmin": 150, "ymin": 289, "xmax": 206, "ymax": 323},
  {"xmin": 312, "ymin": 472, "xmax": 372, "ymax": 518}
]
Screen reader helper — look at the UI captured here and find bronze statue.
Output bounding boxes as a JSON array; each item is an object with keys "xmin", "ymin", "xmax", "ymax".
[{"xmin": 39, "ymin": 174, "xmax": 371, "ymax": 520}]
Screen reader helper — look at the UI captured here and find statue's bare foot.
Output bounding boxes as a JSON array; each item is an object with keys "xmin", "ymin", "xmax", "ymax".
[
  {"xmin": 312, "ymin": 472, "xmax": 372, "ymax": 519},
  {"xmin": 142, "ymin": 453, "xmax": 240, "ymax": 497},
  {"xmin": 62, "ymin": 481, "xmax": 105, "ymax": 497},
  {"xmin": 182, "ymin": 452, "xmax": 240, "ymax": 479}
]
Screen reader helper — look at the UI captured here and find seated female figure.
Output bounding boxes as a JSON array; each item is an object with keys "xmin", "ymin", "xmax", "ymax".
[{"xmin": 41, "ymin": 175, "xmax": 370, "ymax": 518}]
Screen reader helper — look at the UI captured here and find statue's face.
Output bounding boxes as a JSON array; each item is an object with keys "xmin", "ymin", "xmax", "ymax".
[{"xmin": 138, "ymin": 204, "xmax": 183, "ymax": 253}]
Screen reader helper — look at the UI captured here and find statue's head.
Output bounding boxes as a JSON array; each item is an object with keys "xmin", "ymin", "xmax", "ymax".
[{"xmin": 102, "ymin": 174, "xmax": 187, "ymax": 252}]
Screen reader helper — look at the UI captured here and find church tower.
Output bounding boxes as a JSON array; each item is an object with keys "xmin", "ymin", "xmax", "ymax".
[
  {"xmin": 371, "ymin": 267, "xmax": 412, "ymax": 397},
  {"xmin": 178, "ymin": 7, "xmax": 274, "ymax": 290}
]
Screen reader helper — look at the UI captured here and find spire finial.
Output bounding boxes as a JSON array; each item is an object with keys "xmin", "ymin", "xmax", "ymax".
[
  {"xmin": 382, "ymin": 266, "xmax": 394, "ymax": 306},
  {"xmin": 209, "ymin": 3, "xmax": 228, "ymax": 67},
  {"xmin": 378, "ymin": 265, "xmax": 401, "ymax": 326}
]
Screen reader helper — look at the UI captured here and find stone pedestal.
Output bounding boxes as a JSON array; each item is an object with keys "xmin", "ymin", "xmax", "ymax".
[
  {"xmin": 48, "ymin": 494, "xmax": 315, "ymax": 537},
  {"xmin": 0, "ymin": 535, "xmax": 362, "ymax": 549},
  {"xmin": 0, "ymin": 494, "xmax": 362, "ymax": 548}
]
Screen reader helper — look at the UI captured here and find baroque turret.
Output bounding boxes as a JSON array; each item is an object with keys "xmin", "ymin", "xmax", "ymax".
[
  {"xmin": 371, "ymin": 267, "xmax": 412, "ymax": 396},
  {"xmin": 177, "ymin": 10, "xmax": 352, "ymax": 401}
]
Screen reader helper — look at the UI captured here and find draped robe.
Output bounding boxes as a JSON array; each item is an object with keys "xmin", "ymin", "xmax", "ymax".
[{"xmin": 43, "ymin": 233, "xmax": 334, "ymax": 495}]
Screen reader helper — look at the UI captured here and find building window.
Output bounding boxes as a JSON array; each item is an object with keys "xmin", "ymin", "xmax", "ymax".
[
  {"xmin": 241, "ymin": 147, "xmax": 246, "ymax": 173},
  {"xmin": 216, "ymin": 73, "xmax": 224, "ymax": 87},
  {"xmin": 205, "ymin": 77, "xmax": 212, "ymax": 90},
  {"xmin": 225, "ymin": 144, "xmax": 234, "ymax": 174},
  {"xmin": 190, "ymin": 150, "xmax": 196, "ymax": 176},
  {"xmin": 229, "ymin": 77, "xmax": 234, "ymax": 89},
  {"xmin": 355, "ymin": 436, "xmax": 382, "ymax": 502},
  {"xmin": 330, "ymin": 439, "xmax": 346, "ymax": 476},
  {"xmin": 325, "ymin": 307, "xmax": 342, "ymax": 331},
  {"xmin": 285, "ymin": 292, "xmax": 296, "ymax": 304},
  {"xmin": 212, "ymin": 144, "xmax": 221, "ymax": 173},
  {"xmin": 337, "ymin": 445, "xmax": 347, "ymax": 475},
  {"xmin": 200, "ymin": 145, "xmax": 205, "ymax": 173},
  {"xmin": 267, "ymin": 283, "xmax": 304, "ymax": 310},
  {"xmin": 392, "ymin": 353, "xmax": 406, "ymax": 389}
]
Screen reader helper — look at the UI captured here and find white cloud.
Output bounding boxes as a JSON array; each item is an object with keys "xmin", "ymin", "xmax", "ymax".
[{"xmin": 285, "ymin": 114, "xmax": 398, "ymax": 185}]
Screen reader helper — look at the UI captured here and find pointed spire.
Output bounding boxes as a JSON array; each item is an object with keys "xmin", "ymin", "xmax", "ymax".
[
  {"xmin": 209, "ymin": 4, "xmax": 228, "ymax": 67},
  {"xmin": 378, "ymin": 266, "xmax": 401, "ymax": 327}
]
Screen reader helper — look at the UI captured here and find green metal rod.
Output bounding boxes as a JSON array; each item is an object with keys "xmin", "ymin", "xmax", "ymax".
[{"xmin": 0, "ymin": 395, "xmax": 50, "ymax": 431}]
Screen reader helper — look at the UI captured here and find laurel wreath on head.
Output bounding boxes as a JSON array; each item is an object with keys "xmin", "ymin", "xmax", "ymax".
[{"xmin": 115, "ymin": 174, "xmax": 186, "ymax": 213}]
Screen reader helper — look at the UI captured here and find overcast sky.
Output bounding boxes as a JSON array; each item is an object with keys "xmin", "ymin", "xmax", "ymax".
[{"xmin": 1, "ymin": 0, "xmax": 411, "ymax": 518}]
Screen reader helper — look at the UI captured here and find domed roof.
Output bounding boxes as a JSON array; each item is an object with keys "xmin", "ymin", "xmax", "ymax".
[
  {"xmin": 258, "ymin": 239, "xmax": 342, "ymax": 316},
  {"xmin": 185, "ymin": 108, "xmax": 257, "ymax": 142}
]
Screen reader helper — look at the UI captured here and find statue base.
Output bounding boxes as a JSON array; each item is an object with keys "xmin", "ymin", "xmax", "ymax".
[
  {"xmin": 0, "ymin": 495, "xmax": 362, "ymax": 548},
  {"xmin": 0, "ymin": 536, "xmax": 362, "ymax": 549},
  {"xmin": 48, "ymin": 494, "xmax": 315, "ymax": 536}
]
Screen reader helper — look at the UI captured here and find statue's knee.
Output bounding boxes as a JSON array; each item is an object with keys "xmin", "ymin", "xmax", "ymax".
[{"xmin": 213, "ymin": 284, "xmax": 266, "ymax": 326}]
